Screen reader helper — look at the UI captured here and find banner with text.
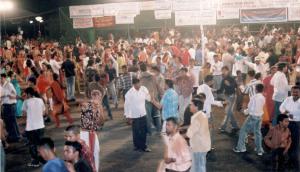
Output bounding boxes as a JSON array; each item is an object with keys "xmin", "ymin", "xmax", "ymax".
[
  {"xmin": 93, "ymin": 16, "xmax": 115, "ymax": 28},
  {"xmin": 115, "ymin": 15, "xmax": 135, "ymax": 24},
  {"xmin": 240, "ymin": 8, "xmax": 287, "ymax": 23},
  {"xmin": 288, "ymin": 2, "xmax": 300, "ymax": 21},
  {"xmin": 73, "ymin": 18, "xmax": 93, "ymax": 29}
]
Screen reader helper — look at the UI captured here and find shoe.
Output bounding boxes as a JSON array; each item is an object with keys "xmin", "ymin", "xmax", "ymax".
[
  {"xmin": 231, "ymin": 128, "xmax": 240, "ymax": 132},
  {"xmin": 219, "ymin": 128, "xmax": 226, "ymax": 133},
  {"xmin": 233, "ymin": 148, "xmax": 246, "ymax": 153},
  {"xmin": 257, "ymin": 152, "xmax": 263, "ymax": 156},
  {"xmin": 27, "ymin": 162, "xmax": 40, "ymax": 168},
  {"xmin": 142, "ymin": 148, "xmax": 152, "ymax": 152},
  {"xmin": 133, "ymin": 147, "xmax": 139, "ymax": 151}
]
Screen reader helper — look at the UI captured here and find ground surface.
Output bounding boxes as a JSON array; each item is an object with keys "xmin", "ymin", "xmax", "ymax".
[{"xmin": 5, "ymin": 100, "xmax": 280, "ymax": 172}]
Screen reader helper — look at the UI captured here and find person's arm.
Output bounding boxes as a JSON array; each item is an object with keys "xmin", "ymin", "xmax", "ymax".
[
  {"xmin": 279, "ymin": 99, "xmax": 289, "ymax": 114},
  {"xmin": 217, "ymin": 79, "xmax": 225, "ymax": 94},
  {"xmin": 124, "ymin": 91, "xmax": 131, "ymax": 119},
  {"xmin": 264, "ymin": 128, "xmax": 274, "ymax": 149},
  {"xmin": 186, "ymin": 119, "xmax": 198, "ymax": 139},
  {"xmin": 284, "ymin": 130, "xmax": 292, "ymax": 154},
  {"xmin": 244, "ymin": 61, "xmax": 256, "ymax": 70}
]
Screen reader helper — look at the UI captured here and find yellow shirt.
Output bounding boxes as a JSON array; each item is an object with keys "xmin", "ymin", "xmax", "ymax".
[{"xmin": 187, "ymin": 111, "xmax": 211, "ymax": 152}]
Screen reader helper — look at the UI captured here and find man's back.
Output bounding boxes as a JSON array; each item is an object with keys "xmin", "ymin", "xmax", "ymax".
[{"xmin": 43, "ymin": 158, "xmax": 68, "ymax": 172}]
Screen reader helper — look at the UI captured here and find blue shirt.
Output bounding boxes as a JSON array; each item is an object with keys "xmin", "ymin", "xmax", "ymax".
[
  {"xmin": 42, "ymin": 158, "xmax": 68, "ymax": 172},
  {"xmin": 160, "ymin": 88, "xmax": 179, "ymax": 120}
]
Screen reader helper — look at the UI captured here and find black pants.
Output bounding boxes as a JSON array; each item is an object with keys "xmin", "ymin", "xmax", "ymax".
[
  {"xmin": 1, "ymin": 104, "xmax": 20, "ymax": 142},
  {"xmin": 132, "ymin": 116, "xmax": 147, "ymax": 150},
  {"xmin": 102, "ymin": 95, "xmax": 112, "ymax": 119},
  {"xmin": 288, "ymin": 121, "xmax": 300, "ymax": 170},
  {"xmin": 271, "ymin": 148, "xmax": 286, "ymax": 171},
  {"xmin": 26, "ymin": 129, "xmax": 44, "ymax": 163}
]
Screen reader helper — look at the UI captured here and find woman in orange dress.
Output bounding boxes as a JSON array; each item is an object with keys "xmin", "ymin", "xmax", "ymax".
[{"xmin": 47, "ymin": 73, "xmax": 73, "ymax": 127}]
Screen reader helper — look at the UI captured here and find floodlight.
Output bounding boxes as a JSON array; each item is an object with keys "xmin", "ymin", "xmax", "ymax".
[
  {"xmin": 35, "ymin": 16, "xmax": 42, "ymax": 22},
  {"xmin": 0, "ymin": 1, "xmax": 14, "ymax": 11},
  {"xmin": 29, "ymin": 20, "xmax": 33, "ymax": 24}
]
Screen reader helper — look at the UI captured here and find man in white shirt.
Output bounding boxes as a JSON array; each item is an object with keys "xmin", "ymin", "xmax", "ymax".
[
  {"xmin": 244, "ymin": 56, "xmax": 268, "ymax": 78},
  {"xmin": 197, "ymin": 75, "xmax": 223, "ymax": 149},
  {"xmin": 211, "ymin": 54, "xmax": 223, "ymax": 93},
  {"xmin": 279, "ymin": 85, "xmax": 300, "ymax": 170},
  {"xmin": 22, "ymin": 87, "xmax": 46, "ymax": 167},
  {"xmin": 271, "ymin": 63, "xmax": 290, "ymax": 125},
  {"xmin": 233, "ymin": 84, "xmax": 265, "ymax": 156},
  {"xmin": 189, "ymin": 59, "xmax": 201, "ymax": 95},
  {"xmin": 0, "ymin": 73, "xmax": 20, "ymax": 142},
  {"xmin": 187, "ymin": 96, "xmax": 211, "ymax": 172},
  {"xmin": 188, "ymin": 44, "xmax": 196, "ymax": 60},
  {"xmin": 124, "ymin": 78, "xmax": 151, "ymax": 152},
  {"xmin": 49, "ymin": 53, "xmax": 62, "ymax": 75}
]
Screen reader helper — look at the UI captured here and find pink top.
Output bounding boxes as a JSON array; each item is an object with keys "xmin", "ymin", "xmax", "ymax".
[{"xmin": 165, "ymin": 133, "xmax": 192, "ymax": 171}]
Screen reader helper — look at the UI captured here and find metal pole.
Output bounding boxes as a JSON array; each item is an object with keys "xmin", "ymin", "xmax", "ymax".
[
  {"xmin": 200, "ymin": 25, "xmax": 205, "ymax": 66},
  {"xmin": 0, "ymin": 14, "xmax": 2, "ymax": 47}
]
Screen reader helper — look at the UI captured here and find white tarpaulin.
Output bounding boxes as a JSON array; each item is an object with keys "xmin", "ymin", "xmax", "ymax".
[
  {"xmin": 175, "ymin": 11, "xmax": 199, "ymax": 26},
  {"xmin": 69, "ymin": 5, "xmax": 91, "ymax": 18},
  {"xmin": 90, "ymin": 4, "xmax": 104, "ymax": 17},
  {"xmin": 115, "ymin": 15, "xmax": 135, "ymax": 24},
  {"xmin": 173, "ymin": 0, "xmax": 201, "ymax": 11},
  {"xmin": 140, "ymin": 1, "xmax": 156, "ymax": 11},
  {"xmin": 155, "ymin": 0, "xmax": 172, "ymax": 10},
  {"xmin": 73, "ymin": 18, "xmax": 93, "ymax": 28},
  {"xmin": 288, "ymin": 2, "xmax": 300, "ymax": 21},
  {"xmin": 154, "ymin": 10, "xmax": 172, "ymax": 19},
  {"xmin": 217, "ymin": 8, "xmax": 239, "ymax": 19},
  {"xmin": 199, "ymin": 8, "xmax": 217, "ymax": 25}
]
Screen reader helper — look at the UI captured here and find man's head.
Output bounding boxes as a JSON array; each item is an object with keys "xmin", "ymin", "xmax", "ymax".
[
  {"xmin": 247, "ymin": 70, "xmax": 255, "ymax": 79},
  {"xmin": 221, "ymin": 66, "xmax": 230, "ymax": 76},
  {"xmin": 37, "ymin": 137, "xmax": 55, "ymax": 161},
  {"xmin": 270, "ymin": 66, "xmax": 277, "ymax": 75},
  {"xmin": 24, "ymin": 87, "xmax": 36, "ymax": 98},
  {"xmin": 63, "ymin": 141, "xmax": 82, "ymax": 163},
  {"xmin": 132, "ymin": 78, "xmax": 141, "ymax": 90},
  {"xmin": 278, "ymin": 114, "xmax": 289, "ymax": 128},
  {"xmin": 204, "ymin": 75, "xmax": 214, "ymax": 87},
  {"xmin": 151, "ymin": 66, "xmax": 160, "ymax": 74},
  {"xmin": 179, "ymin": 67, "xmax": 188, "ymax": 76},
  {"xmin": 0, "ymin": 73, "xmax": 7, "ymax": 85},
  {"xmin": 291, "ymin": 85, "xmax": 300, "ymax": 101},
  {"xmin": 165, "ymin": 79, "xmax": 174, "ymax": 90},
  {"xmin": 190, "ymin": 95, "xmax": 205, "ymax": 113},
  {"xmin": 64, "ymin": 125, "xmax": 81, "ymax": 142},
  {"xmin": 277, "ymin": 63, "xmax": 287, "ymax": 73},
  {"xmin": 122, "ymin": 65, "xmax": 128, "ymax": 73},
  {"xmin": 255, "ymin": 84, "xmax": 264, "ymax": 94},
  {"xmin": 165, "ymin": 117, "xmax": 178, "ymax": 136},
  {"xmin": 254, "ymin": 73, "xmax": 262, "ymax": 81},
  {"xmin": 139, "ymin": 63, "xmax": 147, "ymax": 72},
  {"xmin": 213, "ymin": 54, "xmax": 219, "ymax": 62}
]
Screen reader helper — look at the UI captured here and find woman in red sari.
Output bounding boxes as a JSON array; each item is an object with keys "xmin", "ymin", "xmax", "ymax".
[
  {"xmin": 262, "ymin": 66, "xmax": 277, "ymax": 125},
  {"xmin": 47, "ymin": 73, "xmax": 73, "ymax": 127}
]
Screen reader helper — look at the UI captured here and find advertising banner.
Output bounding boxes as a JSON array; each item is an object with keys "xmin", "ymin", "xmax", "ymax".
[
  {"xmin": 69, "ymin": 5, "xmax": 91, "ymax": 18},
  {"xmin": 93, "ymin": 16, "xmax": 115, "ymax": 28},
  {"xmin": 115, "ymin": 15, "xmax": 135, "ymax": 24},
  {"xmin": 73, "ymin": 18, "xmax": 93, "ymax": 29},
  {"xmin": 240, "ymin": 8, "xmax": 287, "ymax": 23}
]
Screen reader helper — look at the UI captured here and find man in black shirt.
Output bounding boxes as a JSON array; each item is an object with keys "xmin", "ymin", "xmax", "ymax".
[
  {"xmin": 64, "ymin": 141, "xmax": 92, "ymax": 172},
  {"xmin": 105, "ymin": 59, "xmax": 118, "ymax": 108},
  {"xmin": 217, "ymin": 66, "xmax": 239, "ymax": 132},
  {"xmin": 61, "ymin": 53, "xmax": 76, "ymax": 101}
]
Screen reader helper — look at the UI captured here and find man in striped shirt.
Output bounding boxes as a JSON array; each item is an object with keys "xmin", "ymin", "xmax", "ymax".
[
  {"xmin": 118, "ymin": 65, "xmax": 135, "ymax": 99},
  {"xmin": 242, "ymin": 70, "xmax": 262, "ymax": 97}
]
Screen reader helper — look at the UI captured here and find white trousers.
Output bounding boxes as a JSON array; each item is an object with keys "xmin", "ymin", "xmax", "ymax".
[{"xmin": 80, "ymin": 131, "xmax": 100, "ymax": 172}]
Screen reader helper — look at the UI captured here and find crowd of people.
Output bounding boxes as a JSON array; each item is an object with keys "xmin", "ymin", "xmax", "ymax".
[{"xmin": 0, "ymin": 24, "xmax": 300, "ymax": 172}]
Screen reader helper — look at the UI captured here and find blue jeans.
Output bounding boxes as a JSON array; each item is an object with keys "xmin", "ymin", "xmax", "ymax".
[
  {"xmin": 236, "ymin": 115, "xmax": 263, "ymax": 153},
  {"xmin": 66, "ymin": 76, "xmax": 75, "ymax": 100},
  {"xmin": 272, "ymin": 101, "xmax": 282, "ymax": 126},
  {"xmin": 0, "ymin": 142, "xmax": 4, "ymax": 172},
  {"xmin": 191, "ymin": 152, "xmax": 207, "ymax": 172},
  {"xmin": 108, "ymin": 81, "xmax": 118, "ymax": 105},
  {"xmin": 145, "ymin": 101, "xmax": 161, "ymax": 134},
  {"xmin": 102, "ymin": 95, "xmax": 113, "ymax": 119},
  {"xmin": 220, "ymin": 95, "xmax": 238, "ymax": 130}
]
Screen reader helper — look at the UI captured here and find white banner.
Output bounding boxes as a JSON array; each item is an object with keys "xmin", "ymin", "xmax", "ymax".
[
  {"xmin": 175, "ymin": 11, "xmax": 199, "ymax": 26},
  {"xmin": 69, "ymin": 5, "xmax": 91, "ymax": 18},
  {"xmin": 155, "ymin": 10, "xmax": 172, "ymax": 19},
  {"xmin": 140, "ymin": 1, "xmax": 156, "ymax": 11},
  {"xmin": 199, "ymin": 8, "xmax": 217, "ymax": 25},
  {"xmin": 90, "ymin": 4, "xmax": 104, "ymax": 17},
  {"xmin": 115, "ymin": 15, "xmax": 135, "ymax": 24},
  {"xmin": 173, "ymin": 0, "xmax": 201, "ymax": 11},
  {"xmin": 288, "ymin": 2, "xmax": 300, "ymax": 21},
  {"xmin": 217, "ymin": 8, "xmax": 239, "ymax": 19},
  {"xmin": 155, "ymin": 0, "xmax": 172, "ymax": 10},
  {"xmin": 73, "ymin": 18, "xmax": 93, "ymax": 28}
]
